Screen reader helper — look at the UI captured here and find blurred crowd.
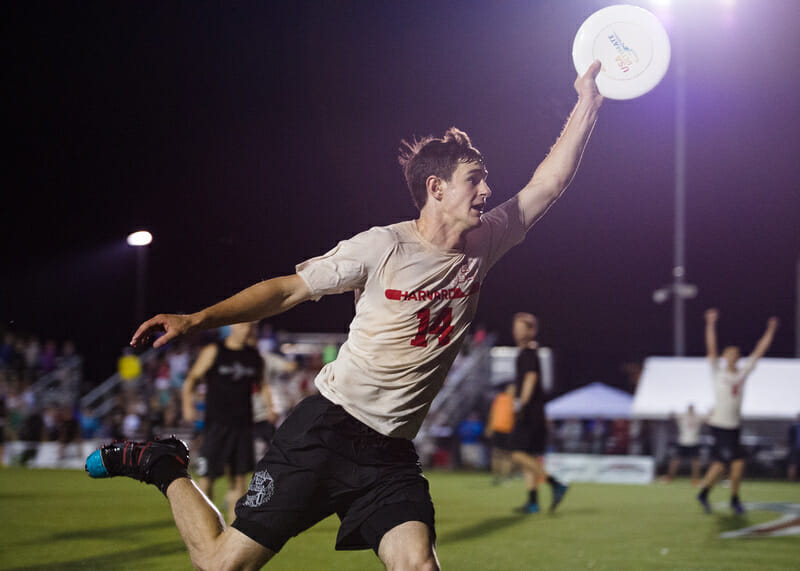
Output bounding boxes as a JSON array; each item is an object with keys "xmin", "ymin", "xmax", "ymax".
[
  {"xmin": 0, "ymin": 325, "xmax": 329, "ymax": 467},
  {"xmin": 0, "ymin": 331, "xmax": 83, "ymax": 460}
]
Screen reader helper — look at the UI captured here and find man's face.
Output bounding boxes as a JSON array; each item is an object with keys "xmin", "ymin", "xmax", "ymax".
[
  {"xmin": 512, "ymin": 318, "xmax": 536, "ymax": 345},
  {"xmin": 722, "ymin": 346, "xmax": 741, "ymax": 368},
  {"xmin": 439, "ymin": 161, "xmax": 491, "ymax": 231}
]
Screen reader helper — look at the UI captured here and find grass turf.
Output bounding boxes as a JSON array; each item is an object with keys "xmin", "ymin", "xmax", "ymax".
[{"xmin": 0, "ymin": 468, "xmax": 798, "ymax": 570}]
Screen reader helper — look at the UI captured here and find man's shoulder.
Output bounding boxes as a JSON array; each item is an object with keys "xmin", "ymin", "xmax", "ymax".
[{"xmin": 349, "ymin": 221, "xmax": 413, "ymax": 248}]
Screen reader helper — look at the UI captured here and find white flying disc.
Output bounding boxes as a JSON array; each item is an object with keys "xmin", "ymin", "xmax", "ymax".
[{"xmin": 572, "ymin": 4, "xmax": 671, "ymax": 100}]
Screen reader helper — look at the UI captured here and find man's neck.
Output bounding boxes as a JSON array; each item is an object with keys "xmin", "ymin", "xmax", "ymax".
[
  {"xmin": 415, "ymin": 215, "xmax": 470, "ymax": 251},
  {"xmin": 224, "ymin": 338, "xmax": 245, "ymax": 351}
]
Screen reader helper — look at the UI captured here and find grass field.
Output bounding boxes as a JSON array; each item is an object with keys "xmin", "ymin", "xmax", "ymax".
[{"xmin": 1, "ymin": 468, "xmax": 798, "ymax": 570}]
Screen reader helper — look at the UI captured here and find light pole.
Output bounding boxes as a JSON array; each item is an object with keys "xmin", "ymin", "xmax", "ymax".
[
  {"xmin": 796, "ymin": 253, "xmax": 800, "ymax": 357},
  {"xmin": 127, "ymin": 230, "xmax": 152, "ymax": 325},
  {"xmin": 651, "ymin": 0, "xmax": 697, "ymax": 356}
]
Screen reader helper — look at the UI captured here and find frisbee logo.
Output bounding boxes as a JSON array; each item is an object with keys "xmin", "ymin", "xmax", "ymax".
[{"xmin": 607, "ymin": 31, "xmax": 639, "ymax": 74}]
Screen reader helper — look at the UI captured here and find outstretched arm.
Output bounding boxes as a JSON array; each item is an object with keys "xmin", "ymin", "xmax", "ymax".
[
  {"xmin": 516, "ymin": 61, "xmax": 604, "ymax": 227},
  {"xmin": 748, "ymin": 317, "xmax": 779, "ymax": 362},
  {"xmin": 704, "ymin": 308, "xmax": 719, "ymax": 363},
  {"xmin": 181, "ymin": 343, "xmax": 217, "ymax": 422},
  {"xmin": 131, "ymin": 274, "xmax": 312, "ymax": 349}
]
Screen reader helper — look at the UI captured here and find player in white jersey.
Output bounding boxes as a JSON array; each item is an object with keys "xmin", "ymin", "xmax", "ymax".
[
  {"xmin": 663, "ymin": 404, "xmax": 705, "ymax": 484},
  {"xmin": 85, "ymin": 61, "xmax": 604, "ymax": 570},
  {"xmin": 696, "ymin": 309, "xmax": 778, "ymax": 515}
]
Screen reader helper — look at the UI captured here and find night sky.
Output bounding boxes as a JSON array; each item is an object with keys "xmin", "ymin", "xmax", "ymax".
[{"xmin": 4, "ymin": 1, "xmax": 799, "ymax": 391}]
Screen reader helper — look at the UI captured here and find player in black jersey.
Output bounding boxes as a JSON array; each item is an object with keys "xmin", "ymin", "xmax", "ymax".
[
  {"xmin": 508, "ymin": 313, "xmax": 568, "ymax": 513},
  {"xmin": 182, "ymin": 322, "xmax": 268, "ymax": 523}
]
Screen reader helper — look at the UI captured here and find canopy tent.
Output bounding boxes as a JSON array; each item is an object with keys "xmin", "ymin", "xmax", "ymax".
[
  {"xmin": 632, "ymin": 357, "xmax": 800, "ymax": 420},
  {"xmin": 545, "ymin": 382, "xmax": 633, "ymax": 420}
]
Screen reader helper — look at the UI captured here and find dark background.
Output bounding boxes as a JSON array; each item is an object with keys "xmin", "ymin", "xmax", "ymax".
[{"xmin": 3, "ymin": 1, "xmax": 798, "ymax": 391}]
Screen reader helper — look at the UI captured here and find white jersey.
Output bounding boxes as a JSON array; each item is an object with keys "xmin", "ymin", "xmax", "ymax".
[
  {"xmin": 676, "ymin": 413, "xmax": 702, "ymax": 446},
  {"xmin": 707, "ymin": 357, "xmax": 757, "ymax": 429},
  {"xmin": 297, "ymin": 197, "xmax": 528, "ymax": 438}
]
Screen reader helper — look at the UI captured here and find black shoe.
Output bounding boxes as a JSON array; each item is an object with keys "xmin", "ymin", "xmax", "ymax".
[
  {"xmin": 550, "ymin": 483, "xmax": 569, "ymax": 513},
  {"xmin": 86, "ymin": 436, "xmax": 189, "ymax": 493},
  {"xmin": 513, "ymin": 502, "xmax": 540, "ymax": 514},
  {"xmin": 697, "ymin": 492, "xmax": 712, "ymax": 514},
  {"xmin": 731, "ymin": 497, "xmax": 745, "ymax": 515}
]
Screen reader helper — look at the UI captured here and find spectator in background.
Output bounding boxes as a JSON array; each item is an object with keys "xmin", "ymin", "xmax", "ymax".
[
  {"xmin": 167, "ymin": 342, "xmax": 191, "ymax": 389},
  {"xmin": 252, "ymin": 379, "xmax": 277, "ymax": 461},
  {"xmin": 56, "ymin": 405, "xmax": 81, "ymax": 460},
  {"xmin": 122, "ymin": 401, "xmax": 143, "ymax": 439},
  {"xmin": 24, "ymin": 336, "xmax": 40, "ymax": 375},
  {"xmin": 486, "ymin": 383, "xmax": 515, "ymax": 485},
  {"xmin": 788, "ymin": 413, "xmax": 800, "ymax": 482},
  {"xmin": 605, "ymin": 419, "xmax": 629, "ymax": 455},
  {"xmin": 0, "ymin": 332, "xmax": 16, "ymax": 369},
  {"xmin": 560, "ymin": 418, "xmax": 584, "ymax": 453},
  {"xmin": 118, "ymin": 347, "xmax": 142, "ymax": 383},
  {"xmin": 457, "ymin": 410, "xmax": 485, "ymax": 469},
  {"xmin": 39, "ymin": 340, "xmax": 58, "ymax": 375},
  {"xmin": 80, "ymin": 406, "xmax": 100, "ymax": 439},
  {"xmin": 663, "ymin": 404, "xmax": 705, "ymax": 484},
  {"xmin": 0, "ymin": 391, "xmax": 6, "ymax": 467},
  {"xmin": 588, "ymin": 419, "xmax": 606, "ymax": 454}
]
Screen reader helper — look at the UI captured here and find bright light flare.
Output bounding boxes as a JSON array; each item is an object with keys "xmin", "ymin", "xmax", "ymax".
[{"xmin": 127, "ymin": 230, "xmax": 153, "ymax": 246}]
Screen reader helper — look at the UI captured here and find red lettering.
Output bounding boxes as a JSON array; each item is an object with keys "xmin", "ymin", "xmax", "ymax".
[{"xmin": 385, "ymin": 289, "xmax": 402, "ymax": 300}]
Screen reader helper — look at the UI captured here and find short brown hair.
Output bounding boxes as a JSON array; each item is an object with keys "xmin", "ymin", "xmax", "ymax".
[
  {"xmin": 513, "ymin": 312, "xmax": 538, "ymax": 330},
  {"xmin": 398, "ymin": 127, "xmax": 485, "ymax": 210}
]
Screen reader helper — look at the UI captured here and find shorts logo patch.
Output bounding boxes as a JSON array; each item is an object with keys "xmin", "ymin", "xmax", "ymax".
[{"xmin": 243, "ymin": 469, "xmax": 275, "ymax": 508}]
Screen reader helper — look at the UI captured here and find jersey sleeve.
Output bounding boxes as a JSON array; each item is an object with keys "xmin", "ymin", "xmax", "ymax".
[
  {"xmin": 519, "ymin": 348, "xmax": 540, "ymax": 375},
  {"xmin": 296, "ymin": 226, "xmax": 395, "ymax": 300},
  {"xmin": 474, "ymin": 196, "xmax": 528, "ymax": 270}
]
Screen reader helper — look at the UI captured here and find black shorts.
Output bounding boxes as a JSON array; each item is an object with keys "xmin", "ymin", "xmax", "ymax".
[
  {"xmin": 509, "ymin": 413, "xmax": 547, "ymax": 456},
  {"xmin": 491, "ymin": 432, "xmax": 511, "ymax": 451},
  {"xmin": 232, "ymin": 394, "xmax": 435, "ymax": 553},
  {"xmin": 786, "ymin": 448, "xmax": 800, "ymax": 467},
  {"xmin": 709, "ymin": 426, "xmax": 745, "ymax": 463},
  {"xmin": 199, "ymin": 423, "xmax": 255, "ymax": 479},
  {"xmin": 677, "ymin": 445, "xmax": 700, "ymax": 459}
]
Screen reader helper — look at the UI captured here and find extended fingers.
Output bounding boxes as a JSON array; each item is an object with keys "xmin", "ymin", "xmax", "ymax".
[{"xmin": 130, "ymin": 315, "xmax": 166, "ymax": 347}]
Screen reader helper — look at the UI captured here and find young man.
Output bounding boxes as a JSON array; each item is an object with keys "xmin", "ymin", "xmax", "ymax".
[
  {"xmin": 85, "ymin": 62, "xmax": 604, "ymax": 570},
  {"xmin": 696, "ymin": 308, "xmax": 778, "ymax": 515},
  {"xmin": 508, "ymin": 312, "xmax": 567, "ymax": 514},
  {"xmin": 182, "ymin": 322, "xmax": 268, "ymax": 524},
  {"xmin": 663, "ymin": 404, "xmax": 705, "ymax": 485}
]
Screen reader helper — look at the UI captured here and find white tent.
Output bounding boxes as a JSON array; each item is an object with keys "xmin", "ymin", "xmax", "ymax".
[
  {"xmin": 545, "ymin": 382, "xmax": 633, "ymax": 419},
  {"xmin": 632, "ymin": 357, "xmax": 800, "ymax": 420}
]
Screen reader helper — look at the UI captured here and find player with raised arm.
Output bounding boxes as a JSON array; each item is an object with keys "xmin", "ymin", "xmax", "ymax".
[
  {"xmin": 696, "ymin": 309, "xmax": 778, "ymax": 515},
  {"xmin": 85, "ymin": 62, "xmax": 603, "ymax": 570}
]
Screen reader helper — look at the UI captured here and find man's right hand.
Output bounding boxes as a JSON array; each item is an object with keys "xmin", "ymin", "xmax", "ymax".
[
  {"xmin": 705, "ymin": 308, "xmax": 719, "ymax": 323},
  {"xmin": 131, "ymin": 313, "xmax": 198, "ymax": 349}
]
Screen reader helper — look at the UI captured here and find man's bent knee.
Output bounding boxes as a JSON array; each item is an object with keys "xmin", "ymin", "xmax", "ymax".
[
  {"xmin": 192, "ymin": 527, "xmax": 274, "ymax": 571},
  {"xmin": 379, "ymin": 521, "xmax": 439, "ymax": 571}
]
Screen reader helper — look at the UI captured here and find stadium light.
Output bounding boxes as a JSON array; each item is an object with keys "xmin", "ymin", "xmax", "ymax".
[
  {"xmin": 126, "ymin": 230, "xmax": 153, "ymax": 247},
  {"xmin": 126, "ymin": 230, "xmax": 152, "ymax": 323}
]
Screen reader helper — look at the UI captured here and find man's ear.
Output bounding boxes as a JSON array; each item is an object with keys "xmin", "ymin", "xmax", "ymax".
[{"xmin": 425, "ymin": 175, "xmax": 444, "ymax": 201}]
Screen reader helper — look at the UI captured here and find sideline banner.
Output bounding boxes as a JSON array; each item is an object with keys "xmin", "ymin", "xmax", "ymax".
[
  {"xmin": 546, "ymin": 453, "xmax": 654, "ymax": 484},
  {"xmin": 3, "ymin": 440, "xmax": 102, "ymax": 470}
]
